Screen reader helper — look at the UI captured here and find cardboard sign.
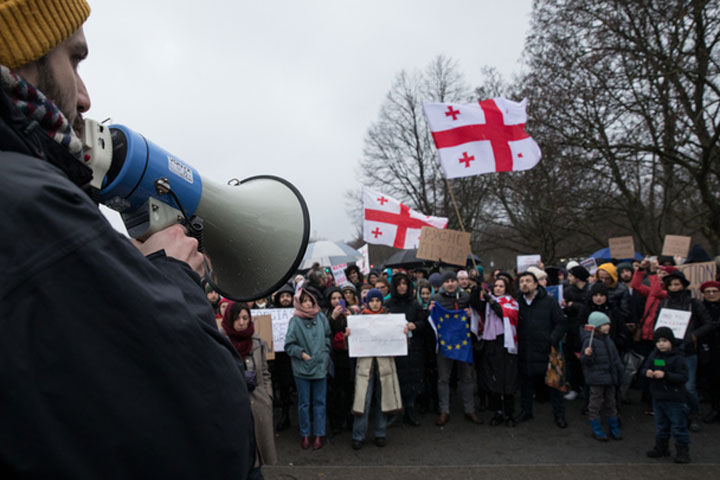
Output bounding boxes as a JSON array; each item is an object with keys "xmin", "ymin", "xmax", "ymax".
[
  {"xmin": 347, "ymin": 314, "xmax": 408, "ymax": 358},
  {"xmin": 251, "ymin": 308, "xmax": 294, "ymax": 352},
  {"xmin": 676, "ymin": 261, "xmax": 717, "ymax": 300},
  {"xmin": 655, "ymin": 308, "xmax": 692, "ymax": 340},
  {"xmin": 609, "ymin": 236, "xmax": 635, "ymax": 260},
  {"xmin": 417, "ymin": 227, "xmax": 471, "ymax": 266},
  {"xmin": 580, "ymin": 257, "xmax": 598, "ymax": 275},
  {"xmin": 517, "ymin": 254, "xmax": 541, "ymax": 273},
  {"xmin": 662, "ymin": 235, "xmax": 691, "ymax": 258},
  {"xmin": 357, "ymin": 244, "xmax": 371, "ymax": 275},
  {"xmin": 331, "ymin": 263, "xmax": 348, "ymax": 285},
  {"xmin": 252, "ymin": 314, "xmax": 275, "ymax": 360}
]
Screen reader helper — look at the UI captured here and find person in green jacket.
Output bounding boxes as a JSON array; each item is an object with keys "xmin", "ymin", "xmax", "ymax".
[{"xmin": 284, "ymin": 288, "xmax": 331, "ymax": 450}]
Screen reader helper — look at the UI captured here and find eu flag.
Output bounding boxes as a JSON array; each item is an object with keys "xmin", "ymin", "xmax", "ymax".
[{"xmin": 429, "ymin": 303, "xmax": 473, "ymax": 364}]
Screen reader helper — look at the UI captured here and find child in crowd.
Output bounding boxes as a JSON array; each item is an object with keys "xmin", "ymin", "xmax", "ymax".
[
  {"xmin": 581, "ymin": 312, "xmax": 624, "ymax": 441},
  {"xmin": 283, "ymin": 289, "xmax": 331, "ymax": 450},
  {"xmin": 642, "ymin": 327, "xmax": 691, "ymax": 463},
  {"xmin": 348, "ymin": 288, "xmax": 403, "ymax": 450}
]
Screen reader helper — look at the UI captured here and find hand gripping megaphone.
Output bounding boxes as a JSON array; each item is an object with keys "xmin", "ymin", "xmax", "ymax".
[{"xmin": 82, "ymin": 119, "xmax": 310, "ymax": 301}]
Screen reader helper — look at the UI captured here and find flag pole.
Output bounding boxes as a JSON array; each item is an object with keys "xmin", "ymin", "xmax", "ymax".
[{"xmin": 442, "ymin": 176, "xmax": 479, "ymax": 272}]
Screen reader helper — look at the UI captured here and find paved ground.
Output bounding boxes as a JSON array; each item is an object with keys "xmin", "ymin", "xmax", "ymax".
[{"xmin": 263, "ymin": 390, "xmax": 719, "ymax": 479}]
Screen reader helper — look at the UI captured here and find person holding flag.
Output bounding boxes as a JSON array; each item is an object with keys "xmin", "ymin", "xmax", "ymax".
[{"xmin": 429, "ymin": 271, "xmax": 483, "ymax": 426}]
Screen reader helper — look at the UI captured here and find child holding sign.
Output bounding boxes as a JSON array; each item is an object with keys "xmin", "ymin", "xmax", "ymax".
[
  {"xmin": 581, "ymin": 312, "xmax": 624, "ymax": 442},
  {"xmin": 642, "ymin": 327, "xmax": 690, "ymax": 464}
]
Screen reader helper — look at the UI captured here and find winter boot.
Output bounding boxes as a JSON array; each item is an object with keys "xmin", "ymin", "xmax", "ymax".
[
  {"xmin": 607, "ymin": 417, "xmax": 622, "ymax": 440},
  {"xmin": 590, "ymin": 419, "xmax": 608, "ymax": 441},
  {"xmin": 404, "ymin": 406, "xmax": 421, "ymax": 426},
  {"xmin": 275, "ymin": 405, "xmax": 291, "ymax": 431},
  {"xmin": 674, "ymin": 444, "xmax": 691, "ymax": 464},
  {"xmin": 646, "ymin": 438, "xmax": 670, "ymax": 458}
]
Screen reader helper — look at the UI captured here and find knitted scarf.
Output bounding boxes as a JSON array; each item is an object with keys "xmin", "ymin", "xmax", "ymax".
[
  {"xmin": 293, "ymin": 288, "xmax": 321, "ymax": 319},
  {"xmin": 221, "ymin": 301, "xmax": 255, "ymax": 359},
  {"xmin": 0, "ymin": 65, "xmax": 83, "ymax": 158}
]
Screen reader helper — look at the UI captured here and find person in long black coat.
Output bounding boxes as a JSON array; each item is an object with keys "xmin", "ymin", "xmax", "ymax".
[
  {"xmin": 516, "ymin": 272, "xmax": 568, "ymax": 428},
  {"xmin": 385, "ymin": 272, "xmax": 427, "ymax": 425}
]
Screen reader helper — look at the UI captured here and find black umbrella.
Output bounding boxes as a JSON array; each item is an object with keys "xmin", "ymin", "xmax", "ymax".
[{"xmin": 384, "ymin": 249, "xmax": 482, "ymax": 269}]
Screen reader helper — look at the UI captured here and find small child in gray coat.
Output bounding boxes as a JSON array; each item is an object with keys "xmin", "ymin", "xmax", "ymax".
[{"xmin": 581, "ymin": 311, "xmax": 624, "ymax": 441}]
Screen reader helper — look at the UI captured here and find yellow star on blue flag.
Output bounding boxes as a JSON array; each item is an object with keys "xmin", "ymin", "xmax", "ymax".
[{"xmin": 429, "ymin": 303, "xmax": 473, "ymax": 364}]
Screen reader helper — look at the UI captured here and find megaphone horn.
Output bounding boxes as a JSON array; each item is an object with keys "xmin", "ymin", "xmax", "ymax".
[{"xmin": 84, "ymin": 121, "xmax": 310, "ymax": 301}]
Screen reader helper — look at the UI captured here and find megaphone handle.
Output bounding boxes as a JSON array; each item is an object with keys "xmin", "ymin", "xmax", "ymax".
[{"xmin": 181, "ymin": 215, "xmax": 205, "ymax": 253}]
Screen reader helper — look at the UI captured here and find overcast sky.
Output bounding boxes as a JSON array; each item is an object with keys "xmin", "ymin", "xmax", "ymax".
[{"xmin": 83, "ymin": 0, "xmax": 533, "ymax": 242}]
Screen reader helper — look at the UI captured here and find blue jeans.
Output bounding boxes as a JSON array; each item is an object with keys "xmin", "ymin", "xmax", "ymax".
[
  {"xmin": 653, "ymin": 399, "xmax": 690, "ymax": 446},
  {"xmin": 294, "ymin": 376, "xmax": 326, "ymax": 437},
  {"xmin": 684, "ymin": 354, "xmax": 699, "ymax": 416},
  {"xmin": 352, "ymin": 369, "xmax": 387, "ymax": 441}
]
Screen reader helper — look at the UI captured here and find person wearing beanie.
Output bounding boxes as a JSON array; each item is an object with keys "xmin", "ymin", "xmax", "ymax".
[
  {"xmin": 429, "ymin": 271, "xmax": 443, "ymax": 289},
  {"xmin": 457, "ymin": 270, "xmax": 471, "ymax": 292},
  {"xmin": 581, "ymin": 312, "xmax": 624, "ymax": 441},
  {"xmin": 347, "ymin": 287, "xmax": 404, "ymax": 450},
  {"xmin": 596, "ymin": 262, "xmax": 630, "ymax": 311},
  {"xmin": 341, "ymin": 282, "xmax": 361, "ymax": 311},
  {"xmin": 642, "ymin": 326, "xmax": 691, "ymax": 463},
  {"xmin": 527, "ymin": 266, "xmax": 548, "ymax": 287},
  {"xmin": 654, "ymin": 271, "xmax": 713, "ymax": 432},
  {"xmin": 564, "ymin": 265, "xmax": 591, "ymax": 400},
  {"xmin": 616, "ymin": 262, "xmax": 634, "ymax": 287},
  {"xmin": 429, "ymin": 268, "xmax": 481, "ymax": 426},
  {"xmin": 1, "ymin": 2, "xmax": 257, "ymax": 477}
]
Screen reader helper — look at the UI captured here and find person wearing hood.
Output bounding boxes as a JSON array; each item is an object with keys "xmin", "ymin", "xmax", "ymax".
[
  {"xmin": 415, "ymin": 279, "xmax": 438, "ymax": 414},
  {"xmin": 340, "ymin": 282, "xmax": 361, "ymax": 312},
  {"xmin": 430, "ymin": 271, "xmax": 482, "ymax": 426},
  {"xmin": 283, "ymin": 289, "xmax": 331, "ymax": 450},
  {"xmin": 655, "ymin": 271, "xmax": 713, "ymax": 432},
  {"xmin": 271, "ymin": 283, "xmax": 296, "ymax": 432},
  {"xmin": 385, "ymin": 272, "xmax": 427, "ymax": 426},
  {"xmin": 515, "ymin": 271, "xmax": 568, "ymax": 428},
  {"xmin": 596, "ymin": 262, "xmax": 629, "ymax": 312},
  {"xmin": 222, "ymin": 302, "xmax": 277, "ymax": 467},
  {"xmin": 367, "ymin": 269, "xmax": 381, "ymax": 287},
  {"xmin": 303, "ymin": 268, "xmax": 330, "ymax": 311},
  {"xmin": 699, "ymin": 281, "xmax": 720, "ymax": 423},
  {"xmin": 325, "ymin": 286, "xmax": 354, "ymax": 434}
]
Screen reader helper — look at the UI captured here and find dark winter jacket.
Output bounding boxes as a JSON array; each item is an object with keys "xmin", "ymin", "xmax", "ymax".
[
  {"xmin": 641, "ymin": 348, "xmax": 689, "ymax": 402},
  {"xmin": 564, "ymin": 283, "xmax": 588, "ymax": 351},
  {"xmin": 703, "ymin": 300, "xmax": 720, "ymax": 347},
  {"xmin": 657, "ymin": 290, "xmax": 713, "ymax": 355},
  {"xmin": 385, "ymin": 272, "xmax": 427, "ymax": 399},
  {"xmin": 516, "ymin": 287, "xmax": 567, "ymax": 376},
  {"xmin": 578, "ymin": 301, "xmax": 631, "ymax": 355},
  {"xmin": 325, "ymin": 286, "xmax": 351, "ymax": 371},
  {"xmin": 431, "ymin": 287, "xmax": 470, "ymax": 311},
  {"xmin": 272, "ymin": 282, "xmax": 295, "ymax": 307},
  {"xmin": 0, "ymin": 89, "xmax": 254, "ymax": 478},
  {"xmin": 580, "ymin": 330, "xmax": 624, "ymax": 386}
]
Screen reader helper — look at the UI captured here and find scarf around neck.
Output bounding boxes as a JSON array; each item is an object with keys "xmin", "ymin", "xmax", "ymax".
[
  {"xmin": 0, "ymin": 65, "xmax": 83, "ymax": 158},
  {"xmin": 221, "ymin": 301, "xmax": 255, "ymax": 358},
  {"xmin": 293, "ymin": 289, "xmax": 321, "ymax": 319}
]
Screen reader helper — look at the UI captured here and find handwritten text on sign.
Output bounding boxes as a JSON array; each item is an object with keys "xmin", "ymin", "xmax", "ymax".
[
  {"xmin": 655, "ymin": 308, "xmax": 692, "ymax": 340},
  {"xmin": 251, "ymin": 308, "xmax": 294, "ymax": 352},
  {"xmin": 417, "ymin": 227, "xmax": 471, "ymax": 266},
  {"xmin": 676, "ymin": 261, "xmax": 717, "ymax": 300},
  {"xmin": 347, "ymin": 314, "xmax": 408, "ymax": 358},
  {"xmin": 609, "ymin": 236, "xmax": 635, "ymax": 260}
]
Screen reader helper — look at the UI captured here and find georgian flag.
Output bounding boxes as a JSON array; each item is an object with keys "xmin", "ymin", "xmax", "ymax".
[
  {"xmin": 363, "ymin": 187, "xmax": 448, "ymax": 249},
  {"xmin": 423, "ymin": 98, "xmax": 541, "ymax": 179}
]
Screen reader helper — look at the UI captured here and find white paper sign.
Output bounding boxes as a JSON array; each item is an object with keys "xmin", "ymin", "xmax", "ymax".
[
  {"xmin": 517, "ymin": 254, "xmax": 541, "ymax": 273},
  {"xmin": 331, "ymin": 263, "xmax": 348, "ymax": 285},
  {"xmin": 655, "ymin": 308, "xmax": 692, "ymax": 340},
  {"xmin": 347, "ymin": 314, "xmax": 408, "ymax": 358},
  {"xmin": 357, "ymin": 244, "xmax": 371, "ymax": 275},
  {"xmin": 580, "ymin": 257, "xmax": 598, "ymax": 275},
  {"xmin": 251, "ymin": 308, "xmax": 294, "ymax": 352}
]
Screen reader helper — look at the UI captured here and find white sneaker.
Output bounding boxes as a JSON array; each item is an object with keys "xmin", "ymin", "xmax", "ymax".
[{"xmin": 564, "ymin": 390, "xmax": 578, "ymax": 401}]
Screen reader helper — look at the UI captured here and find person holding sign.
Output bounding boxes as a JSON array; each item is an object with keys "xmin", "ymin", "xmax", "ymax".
[
  {"xmin": 349, "ymin": 289, "xmax": 404, "ymax": 450},
  {"xmin": 325, "ymin": 287, "xmax": 354, "ymax": 435},
  {"xmin": 642, "ymin": 327, "xmax": 690, "ymax": 464},
  {"xmin": 655, "ymin": 272, "xmax": 713, "ymax": 433},
  {"xmin": 580, "ymin": 312, "xmax": 624, "ymax": 442}
]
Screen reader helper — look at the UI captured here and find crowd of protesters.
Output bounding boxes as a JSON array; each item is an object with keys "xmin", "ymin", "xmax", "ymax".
[{"xmin": 209, "ymin": 248, "xmax": 720, "ymax": 466}]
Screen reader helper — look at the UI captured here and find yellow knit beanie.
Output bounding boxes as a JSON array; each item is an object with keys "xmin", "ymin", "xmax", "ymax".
[{"xmin": 0, "ymin": 0, "xmax": 90, "ymax": 69}]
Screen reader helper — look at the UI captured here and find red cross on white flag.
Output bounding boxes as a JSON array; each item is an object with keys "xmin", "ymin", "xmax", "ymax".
[
  {"xmin": 422, "ymin": 98, "xmax": 541, "ymax": 179},
  {"xmin": 362, "ymin": 187, "xmax": 448, "ymax": 249}
]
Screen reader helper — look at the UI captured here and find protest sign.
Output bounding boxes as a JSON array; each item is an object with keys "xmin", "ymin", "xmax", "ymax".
[
  {"xmin": 252, "ymin": 314, "xmax": 275, "ymax": 360},
  {"xmin": 580, "ymin": 257, "xmax": 598, "ymax": 275},
  {"xmin": 517, "ymin": 254, "xmax": 541, "ymax": 273},
  {"xmin": 357, "ymin": 244, "xmax": 371, "ymax": 275},
  {"xmin": 676, "ymin": 261, "xmax": 717, "ymax": 300},
  {"xmin": 655, "ymin": 308, "xmax": 692, "ymax": 340},
  {"xmin": 545, "ymin": 284, "xmax": 564, "ymax": 304},
  {"xmin": 251, "ymin": 308, "xmax": 294, "ymax": 352},
  {"xmin": 609, "ymin": 236, "xmax": 635, "ymax": 260},
  {"xmin": 347, "ymin": 314, "xmax": 408, "ymax": 358},
  {"xmin": 417, "ymin": 226, "xmax": 471, "ymax": 266},
  {"xmin": 331, "ymin": 263, "xmax": 348, "ymax": 285},
  {"xmin": 662, "ymin": 235, "xmax": 691, "ymax": 258}
]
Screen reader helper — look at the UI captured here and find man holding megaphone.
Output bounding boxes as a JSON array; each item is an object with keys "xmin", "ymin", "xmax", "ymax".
[{"xmin": 0, "ymin": 1, "xmax": 310, "ymax": 478}]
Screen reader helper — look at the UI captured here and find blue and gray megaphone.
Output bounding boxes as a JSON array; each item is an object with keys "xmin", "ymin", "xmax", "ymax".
[{"xmin": 82, "ymin": 119, "xmax": 310, "ymax": 302}]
